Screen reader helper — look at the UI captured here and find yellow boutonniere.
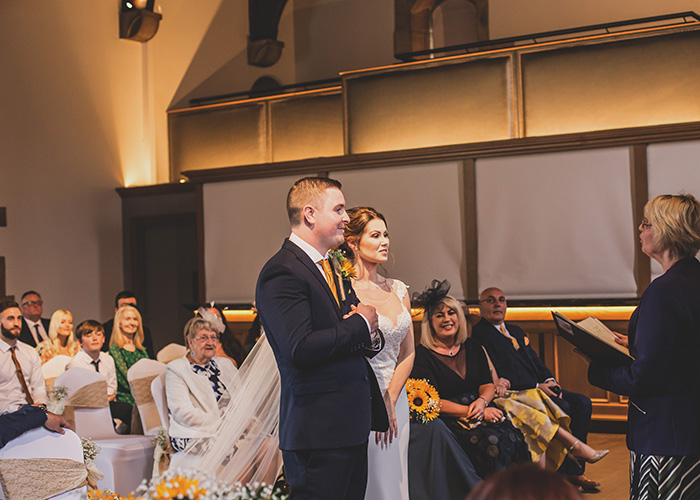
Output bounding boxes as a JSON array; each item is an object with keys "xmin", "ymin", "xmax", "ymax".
[{"xmin": 328, "ymin": 249, "xmax": 356, "ymax": 281}]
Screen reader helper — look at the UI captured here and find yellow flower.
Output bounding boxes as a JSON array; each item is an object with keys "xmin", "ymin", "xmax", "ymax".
[
  {"xmin": 340, "ymin": 259, "xmax": 357, "ymax": 280},
  {"xmin": 406, "ymin": 378, "xmax": 440, "ymax": 424},
  {"xmin": 153, "ymin": 475, "xmax": 207, "ymax": 499}
]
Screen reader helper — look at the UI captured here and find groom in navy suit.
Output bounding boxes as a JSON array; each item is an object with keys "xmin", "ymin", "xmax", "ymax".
[{"xmin": 256, "ymin": 177, "xmax": 388, "ymax": 500}]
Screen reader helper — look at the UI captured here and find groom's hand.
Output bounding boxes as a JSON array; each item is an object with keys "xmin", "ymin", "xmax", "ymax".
[{"xmin": 353, "ymin": 303, "xmax": 379, "ymax": 331}]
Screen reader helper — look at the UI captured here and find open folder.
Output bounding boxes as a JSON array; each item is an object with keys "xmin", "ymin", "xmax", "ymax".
[{"xmin": 552, "ymin": 311, "xmax": 634, "ymax": 365}]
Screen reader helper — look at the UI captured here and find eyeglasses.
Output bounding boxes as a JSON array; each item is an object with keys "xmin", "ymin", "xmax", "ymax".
[
  {"xmin": 640, "ymin": 219, "xmax": 652, "ymax": 230},
  {"xmin": 479, "ymin": 296, "xmax": 507, "ymax": 305},
  {"xmin": 21, "ymin": 300, "xmax": 43, "ymax": 307},
  {"xmin": 193, "ymin": 334, "xmax": 219, "ymax": 343}
]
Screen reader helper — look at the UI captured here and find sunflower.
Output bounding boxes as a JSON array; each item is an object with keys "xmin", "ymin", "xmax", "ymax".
[{"xmin": 406, "ymin": 378, "xmax": 440, "ymax": 424}]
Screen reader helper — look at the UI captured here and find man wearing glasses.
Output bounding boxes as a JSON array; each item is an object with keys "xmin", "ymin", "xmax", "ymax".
[
  {"xmin": 473, "ymin": 287, "xmax": 598, "ymax": 491},
  {"xmin": 18, "ymin": 290, "xmax": 50, "ymax": 348}
]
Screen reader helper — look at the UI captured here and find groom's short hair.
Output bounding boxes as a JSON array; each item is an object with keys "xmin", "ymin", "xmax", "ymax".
[{"xmin": 287, "ymin": 177, "xmax": 342, "ymax": 226}]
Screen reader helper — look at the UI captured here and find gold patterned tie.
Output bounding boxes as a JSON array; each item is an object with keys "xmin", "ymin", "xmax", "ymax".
[
  {"xmin": 500, "ymin": 324, "xmax": 519, "ymax": 350},
  {"xmin": 10, "ymin": 346, "xmax": 34, "ymax": 404},
  {"xmin": 319, "ymin": 259, "xmax": 340, "ymax": 307}
]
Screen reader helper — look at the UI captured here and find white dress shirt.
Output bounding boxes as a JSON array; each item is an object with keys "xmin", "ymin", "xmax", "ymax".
[
  {"xmin": 67, "ymin": 349, "xmax": 117, "ymax": 397},
  {"xmin": 0, "ymin": 339, "xmax": 47, "ymax": 413},
  {"xmin": 24, "ymin": 318, "xmax": 48, "ymax": 345},
  {"xmin": 289, "ymin": 232, "xmax": 372, "ymax": 333}
]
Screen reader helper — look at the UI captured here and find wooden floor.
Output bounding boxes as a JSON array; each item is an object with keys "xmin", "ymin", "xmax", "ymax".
[{"xmin": 581, "ymin": 433, "xmax": 629, "ymax": 499}]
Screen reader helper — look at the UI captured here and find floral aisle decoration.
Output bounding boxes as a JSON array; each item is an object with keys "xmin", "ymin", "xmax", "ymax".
[
  {"xmin": 152, "ymin": 427, "xmax": 175, "ymax": 478},
  {"xmin": 47, "ymin": 385, "xmax": 68, "ymax": 414},
  {"xmin": 405, "ymin": 378, "xmax": 440, "ymax": 424},
  {"xmin": 81, "ymin": 437, "xmax": 105, "ymax": 488},
  {"xmin": 87, "ymin": 469, "xmax": 288, "ymax": 500}
]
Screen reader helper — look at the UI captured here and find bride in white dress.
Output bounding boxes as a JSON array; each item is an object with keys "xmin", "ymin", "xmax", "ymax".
[{"xmin": 341, "ymin": 207, "xmax": 415, "ymax": 500}]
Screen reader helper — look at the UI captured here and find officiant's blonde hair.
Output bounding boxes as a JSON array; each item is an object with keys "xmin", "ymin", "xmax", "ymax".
[
  {"xmin": 287, "ymin": 177, "xmax": 342, "ymax": 226},
  {"xmin": 645, "ymin": 193, "xmax": 700, "ymax": 259}
]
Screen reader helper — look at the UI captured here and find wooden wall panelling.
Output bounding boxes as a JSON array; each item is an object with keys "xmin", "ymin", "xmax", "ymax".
[
  {"xmin": 462, "ymin": 159, "xmax": 478, "ymax": 300},
  {"xmin": 630, "ymin": 144, "xmax": 651, "ymax": 296}
]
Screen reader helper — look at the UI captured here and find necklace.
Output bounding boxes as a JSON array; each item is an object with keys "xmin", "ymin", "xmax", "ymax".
[{"xmin": 435, "ymin": 344, "xmax": 458, "ymax": 357}]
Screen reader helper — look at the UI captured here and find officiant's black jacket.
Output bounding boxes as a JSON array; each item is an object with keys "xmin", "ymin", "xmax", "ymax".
[
  {"xmin": 256, "ymin": 238, "xmax": 388, "ymax": 451},
  {"xmin": 589, "ymin": 257, "xmax": 700, "ymax": 456}
]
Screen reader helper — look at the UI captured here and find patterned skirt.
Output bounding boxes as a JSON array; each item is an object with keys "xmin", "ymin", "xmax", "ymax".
[
  {"xmin": 630, "ymin": 451, "xmax": 700, "ymax": 500},
  {"xmin": 494, "ymin": 388, "xmax": 572, "ymax": 470}
]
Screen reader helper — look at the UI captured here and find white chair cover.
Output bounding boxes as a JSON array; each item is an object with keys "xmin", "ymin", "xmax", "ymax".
[
  {"xmin": 0, "ymin": 427, "xmax": 87, "ymax": 500},
  {"xmin": 55, "ymin": 367, "xmax": 155, "ymax": 496},
  {"xmin": 128, "ymin": 359, "xmax": 167, "ymax": 436},
  {"xmin": 42, "ymin": 354, "xmax": 72, "ymax": 387},
  {"xmin": 156, "ymin": 343, "xmax": 187, "ymax": 364},
  {"xmin": 150, "ymin": 372, "xmax": 168, "ymax": 433}
]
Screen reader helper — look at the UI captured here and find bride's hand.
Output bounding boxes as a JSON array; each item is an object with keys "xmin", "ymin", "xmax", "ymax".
[{"xmin": 376, "ymin": 392, "xmax": 397, "ymax": 446}]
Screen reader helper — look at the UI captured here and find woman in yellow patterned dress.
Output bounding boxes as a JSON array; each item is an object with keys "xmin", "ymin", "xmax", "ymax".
[{"xmin": 482, "ymin": 349, "xmax": 606, "ymax": 469}]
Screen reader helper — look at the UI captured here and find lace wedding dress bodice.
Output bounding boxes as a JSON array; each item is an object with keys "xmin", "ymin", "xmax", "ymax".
[{"xmin": 369, "ymin": 279, "xmax": 411, "ymax": 394}]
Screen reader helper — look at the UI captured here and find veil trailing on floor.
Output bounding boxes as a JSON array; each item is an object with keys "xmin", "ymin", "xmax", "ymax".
[{"xmin": 172, "ymin": 332, "xmax": 282, "ymax": 486}]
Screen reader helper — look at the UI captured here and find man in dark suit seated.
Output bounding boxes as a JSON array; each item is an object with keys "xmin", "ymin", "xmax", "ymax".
[
  {"xmin": 102, "ymin": 290, "xmax": 155, "ymax": 358},
  {"xmin": 256, "ymin": 177, "xmax": 388, "ymax": 500},
  {"xmin": 0, "ymin": 405, "xmax": 71, "ymax": 449},
  {"xmin": 18, "ymin": 290, "xmax": 51, "ymax": 347},
  {"xmin": 472, "ymin": 287, "xmax": 599, "ymax": 491}
]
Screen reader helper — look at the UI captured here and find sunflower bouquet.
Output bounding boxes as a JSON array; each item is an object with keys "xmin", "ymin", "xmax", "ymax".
[{"xmin": 405, "ymin": 378, "xmax": 440, "ymax": 424}]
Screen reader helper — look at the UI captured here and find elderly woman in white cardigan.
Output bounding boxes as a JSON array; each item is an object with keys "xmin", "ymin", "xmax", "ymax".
[{"xmin": 166, "ymin": 315, "xmax": 237, "ymax": 458}]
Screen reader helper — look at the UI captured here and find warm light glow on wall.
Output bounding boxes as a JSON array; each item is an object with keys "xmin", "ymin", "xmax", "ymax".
[{"xmin": 409, "ymin": 306, "xmax": 634, "ymax": 322}]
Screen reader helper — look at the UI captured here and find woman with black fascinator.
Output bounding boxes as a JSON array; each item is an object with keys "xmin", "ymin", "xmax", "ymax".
[{"xmin": 409, "ymin": 279, "xmax": 531, "ymax": 479}]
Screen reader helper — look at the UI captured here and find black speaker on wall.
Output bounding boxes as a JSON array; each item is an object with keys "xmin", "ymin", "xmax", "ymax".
[{"xmin": 120, "ymin": 0, "xmax": 162, "ymax": 42}]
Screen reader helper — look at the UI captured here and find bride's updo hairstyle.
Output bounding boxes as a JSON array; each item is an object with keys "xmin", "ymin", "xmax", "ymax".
[{"xmin": 339, "ymin": 206, "xmax": 387, "ymax": 260}]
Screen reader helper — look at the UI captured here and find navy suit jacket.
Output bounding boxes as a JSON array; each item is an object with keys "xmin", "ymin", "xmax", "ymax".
[
  {"xmin": 0, "ymin": 405, "xmax": 47, "ymax": 449},
  {"xmin": 472, "ymin": 318, "xmax": 554, "ymax": 390},
  {"xmin": 589, "ymin": 257, "xmax": 700, "ymax": 455},
  {"xmin": 19, "ymin": 317, "xmax": 51, "ymax": 348},
  {"xmin": 256, "ymin": 239, "xmax": 388, "ymax": 451}
]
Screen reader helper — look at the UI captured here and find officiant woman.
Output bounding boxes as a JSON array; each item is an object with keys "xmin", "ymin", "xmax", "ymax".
[{"xmin": 585, "ymin": 193, "xmax": 700, "ymax": 499}]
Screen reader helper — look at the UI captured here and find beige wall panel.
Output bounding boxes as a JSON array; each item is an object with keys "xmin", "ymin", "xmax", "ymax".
[
  {"xmin": 346, "ymin": 58, "xmax": 512, "ymax": 154},
  {"xmin": 270, "ymin": 93, "xmax": 345, "ymax": 162},
  {"xmin": 169, "ymin": 104, "xmax": 266, "ymax": 178},
  {"xmin": 332, "ymin": 163, "xmax": 468, "ymax": 300},
  {"xmin": 522, "ymin": 30, "xmax": 700, "ymax": 137},
  {"xmin": 204, "ymin": 175, "xmax": 300, "ymax": 303}
]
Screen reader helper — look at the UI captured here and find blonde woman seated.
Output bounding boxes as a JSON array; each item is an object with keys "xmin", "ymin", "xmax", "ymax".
[
  {"xmin": 36, "ymin": 309, "xmax": 79, "ymax": 363},
  {"xmin": 166, "ymin": 316, "xmax": 237, "ymax": 458},
  {"xmin": 109, "ymin": 305, "xmax": 150, "ymax": 406}
]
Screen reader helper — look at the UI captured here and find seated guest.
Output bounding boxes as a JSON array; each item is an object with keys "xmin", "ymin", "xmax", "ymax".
[
  {"xmin": 67, "ymin": 320, "xmax": 132, "ymax": 433},
  {"xmin": 198, "ymin": 303, "xmax": 246, "ymax": 368},
  {"xmin": 472, "ymin": 287, "xmax": 600, "ymax": 490},
  {"xmin": 408, "ymin": 417, "xmax": 482, "ymax": 500},
  {"xmin": 18, "ymin": 290, "xmax": 51, "ymax": 348},
  {"xmin": 166, "ymin": 316, "xmax": 237, "ymax": 456},
  {"xmin": 410, "ymin": 280, "xmax": 531, "ymax": 478},
  {"xmin": 1, "ymin": 405, "xmax": 70, "ymax": 449},
  {"xmin": 466, "ymin": 463, "xmax": 582, "ymax": 500},
  {"xmin": 484, "ymin": 354, "xmax": 607, "ymax": 470},
  {"xmin": 109, "ymin": 305, "xmax": 150, "ymax": 406},
  {"xmin": 0, "ymin": 301, "xmax": 47, "ymax": 413},
  {"xmin": 36, "ymin": 309, "xmax": 79, "ymax": 363},
  {"xmin": 102, "ymin": 291, "xmax": 155, "ymax": 358}
]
